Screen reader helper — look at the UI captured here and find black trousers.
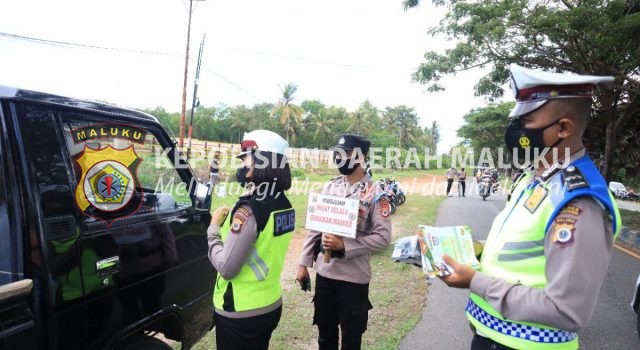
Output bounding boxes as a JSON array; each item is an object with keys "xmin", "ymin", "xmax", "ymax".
[
  {"xmin": 460, "ymin": 180, "xmax": 466, "ymax": 196},
  {"xmin": 313, "ymin": 273, "xmax": 372, "ymax": 350},
  {"xmin": 446, "ymin": 178, "xmax": 454, "ymax": 194},
  {"xmin": 214, "ymin": 306, "xmax": 282, "ymax": 350},
  {"xmin": 470, "ymin": 335, "xmax": 515, "ymax": 350}
]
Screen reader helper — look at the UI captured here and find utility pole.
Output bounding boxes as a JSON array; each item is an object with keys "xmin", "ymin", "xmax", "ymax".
[
  {"xmin": 179, "ymin": 0, "xmax": 205, "ymax": 148},
  {"xmin": 187, "ymin": 34, "xmax": 205, "ymax": 159}
]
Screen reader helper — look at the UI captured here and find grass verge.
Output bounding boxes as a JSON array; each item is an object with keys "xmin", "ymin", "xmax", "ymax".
[{"xmin": 621, "ymin": 209, "xmax": 640, "ymax": 231}]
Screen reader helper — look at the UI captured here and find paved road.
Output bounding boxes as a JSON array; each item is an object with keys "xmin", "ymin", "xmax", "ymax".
[{"xmin": 400, "ymin": 188, "xmax": 640, "ymax": 350}]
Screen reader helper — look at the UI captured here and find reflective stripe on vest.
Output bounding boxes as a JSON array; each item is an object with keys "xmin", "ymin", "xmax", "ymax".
[
  {"xmin": 467, "ymin": 299, "xmax": 577, "ymax": 344},
  {"xmin": 466, "ymin": 156, "xmax": 620, "ymax": 350},
  {"xmin": 246, "ymin": 247, "xmax": 269, "ymax": 281},
  {"xmin": 213, "ymin": 207, "xmax": 294, "ymax": 312}
]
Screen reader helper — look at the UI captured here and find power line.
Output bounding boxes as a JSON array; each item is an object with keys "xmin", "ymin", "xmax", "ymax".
[
  {"xmin": 0, "ymin": 31, "xmax": 379, "ymax": 70},
  {"xmin": 0, "ymin": 31, "xmax": 181, "ymax": 57},
  {"xmin": 201, "ymin": 66, "xmax": 263, "ymax": 100},
  {"xmin": 223, "ymin": 46, "xmax": 379, "ymax": 70},
  {"xmin": 0, "ymin": 30, "xmax": 266, "ymax": 101}
]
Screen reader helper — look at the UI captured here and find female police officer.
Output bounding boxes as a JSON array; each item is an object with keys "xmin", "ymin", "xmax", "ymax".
[
  {"xmin": 207, "ymin": 130, "xmax": 295, "ymax": 350},
  {"xmin": 297, "ymin": 134, "xmax": 392, "ymax": 350}
]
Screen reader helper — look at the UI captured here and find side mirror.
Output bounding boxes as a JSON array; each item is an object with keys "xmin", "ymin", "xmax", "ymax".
[{"xmin": 194, "ymin": 182, "xmax": 212, "ymax": 211}]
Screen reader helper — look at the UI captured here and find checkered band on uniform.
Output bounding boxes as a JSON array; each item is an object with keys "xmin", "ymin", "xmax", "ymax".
[{"xmin": 466, "ymin": 299, "xmax": 577, "ymax": 344}]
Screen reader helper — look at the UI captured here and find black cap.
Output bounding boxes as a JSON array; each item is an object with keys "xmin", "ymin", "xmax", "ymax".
[{"xmin": 330, "ymin": 134, "xmax": 371, "ymax": 155}]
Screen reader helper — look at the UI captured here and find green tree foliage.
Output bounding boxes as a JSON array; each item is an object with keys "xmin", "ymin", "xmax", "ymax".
[
  {"xmin": 312, "ymin": 112, "xmax": 336, "ymax": 149},
  {"xmin": 144, "ymin": 93, "xmax": 441, "ymax": 157},
  {"xmin": 272, "ymin": 83, "xmax": 305, "ymax": 145},
  {"xmin": 405, "ymin": 0, "xmax": 640, "ymax": 179},
  {"xmin": 457, "ymin": 102, "xmax": 515, "ymax": 163},
  {"xmin": 383, "ymin": 105, "xmax": 422, "ymax": 148}
]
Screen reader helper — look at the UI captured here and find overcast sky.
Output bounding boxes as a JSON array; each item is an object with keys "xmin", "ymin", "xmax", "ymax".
[{"xmin": 0, "ymin": 0, "xmax": 496, "ymax": 152}]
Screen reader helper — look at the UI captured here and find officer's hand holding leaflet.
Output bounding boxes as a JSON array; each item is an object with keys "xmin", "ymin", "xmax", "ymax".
[{"xmin": 439, "ymin": 255, "xmax": 476, "ymax": 289}]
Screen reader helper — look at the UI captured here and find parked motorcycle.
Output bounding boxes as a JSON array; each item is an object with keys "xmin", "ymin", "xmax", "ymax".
[
  {"xmin": 377, "ymin": 178, "xmax": 401, "ymax": 214},
  {"xmin": 387, "ymin": 178, "xmax": 406, "ymax": 205},
  {"xmin": 610, "ymin": 181, "xmax": 640, "ymax": 202}
]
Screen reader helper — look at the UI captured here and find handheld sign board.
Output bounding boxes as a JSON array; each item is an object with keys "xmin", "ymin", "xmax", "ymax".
[{"xmin": 305, "ymin": 193, "xmax": 359, "ymax": 239}]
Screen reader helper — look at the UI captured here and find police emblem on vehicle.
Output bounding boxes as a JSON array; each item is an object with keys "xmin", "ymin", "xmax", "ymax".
[
  {"xmin": 74, "ymin": 145, "xmax": 143, "ymax": 225},
  {"xmin": 88, "ymin": 163, "xmax": 132, "ymax": 208}
]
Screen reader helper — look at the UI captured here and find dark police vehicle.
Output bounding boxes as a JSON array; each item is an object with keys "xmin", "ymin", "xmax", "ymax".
[{"xmin": 0, "ymin": 87, "xmax": 215, "ymax": 349}]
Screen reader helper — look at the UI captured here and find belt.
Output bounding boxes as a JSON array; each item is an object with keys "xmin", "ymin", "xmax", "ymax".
[{"xmin": 466, "ymin": 299, "xmax": 577, "ymax": 344}]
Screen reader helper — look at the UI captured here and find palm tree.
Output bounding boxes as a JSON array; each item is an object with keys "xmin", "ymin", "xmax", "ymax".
[
  {"xmin": 384, "ymin": 106, "xmax": 420, "ymax": 148},
  {"xmin": 346, "ymin": 111, "xmax": 369, "ymax": 136},
  {"xmin": 230, "ymin": 106, "xmax": 251, "ymax": 143},
  {"xmin": 312, "ymin": 112, "xmax": 335, "ymax": 149},
  {"xmin": 272, "ymin": 83, "xmax": 304, "ymax": 145}
]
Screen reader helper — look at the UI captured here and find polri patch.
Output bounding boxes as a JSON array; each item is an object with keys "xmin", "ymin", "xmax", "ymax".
[
  {"xmin": 379, "ymin": 198, "xmax": 391, "ymax": 218},
  {"xmin": 551, "ymin": 217, "xmax": 576, "ymax": 246},
  {"xmin": 231, "ymin": 207, "xmax": 251, "ymax": 233},
  {"xmin": 524, "ymin": 185, "xmax": 548, "ymax": 213},
  {"xmin": 559, "ymin": 205, "xmax": 582, "ymax": 217},
  {"xmin": 273, "ymin": 209, "xmax": 295, "ymax": 237}
]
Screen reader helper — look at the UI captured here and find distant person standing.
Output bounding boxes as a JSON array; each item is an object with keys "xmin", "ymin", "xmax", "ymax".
[
  {"xmin": 457, "ymin": 168, "xmax": 467, "ymax": 197},
  {"xmin": 210, "ymin": 151, "xmax": 220, "ymax": 185},
  {"xmin": 445, "ymin": 167, "xmax": 457, "ymax": 197}
]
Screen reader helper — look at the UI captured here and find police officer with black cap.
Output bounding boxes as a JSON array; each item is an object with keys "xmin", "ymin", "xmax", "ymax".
[{"xmin": 297, "ymin": 134, "xmax": 392, "ymax": 350}]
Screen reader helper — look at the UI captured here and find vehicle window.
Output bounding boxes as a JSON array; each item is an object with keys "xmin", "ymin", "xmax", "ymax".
[
  {"xmin": 61, "ymin": 118, "xmax": 192, "ymax": 226},
  {"xmin": 0, "ymin": 117, "xmax": 12, "ymax": 286}
]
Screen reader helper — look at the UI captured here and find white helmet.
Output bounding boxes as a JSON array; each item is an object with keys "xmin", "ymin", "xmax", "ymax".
[{"xmin": 237, "ymin": 130, "xmax": 289, "ymax": 158}]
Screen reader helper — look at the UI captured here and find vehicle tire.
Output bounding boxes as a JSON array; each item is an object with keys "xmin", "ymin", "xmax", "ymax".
[
  {"xmin": 390, "ymin": 200, "xmax": 397, "ymax": 214},
  {"xmin": 117, "ymin": 334, "xmax": 172, "ymax": 350},
  {"xmin": 397, "ymin": 194, "xmax": 406, "ymax": 205}
]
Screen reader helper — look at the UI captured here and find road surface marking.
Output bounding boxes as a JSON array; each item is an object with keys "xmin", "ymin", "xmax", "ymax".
[{"xmin": 614, "ymin": 243, "xmax": 640, "ymax": 260}]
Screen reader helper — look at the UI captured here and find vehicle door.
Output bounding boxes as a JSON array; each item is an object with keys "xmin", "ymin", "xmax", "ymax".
[
  {"xmin": 58, "ymin": 113, "xmax": 215, "ymax": 348},
  {"xmin": 10, "ymin": 101, "xmax": 214, "ymax": 349},
  {"xmin": 0, "ymin": 100, "xmax": 38, "ymax": 350}
]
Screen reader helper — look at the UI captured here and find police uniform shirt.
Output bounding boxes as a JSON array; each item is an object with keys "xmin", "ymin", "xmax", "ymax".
[
  {"xmin": 445, "ymin": 168, "xmax": 457, "ymax": 179},
  {"xmin": 298, "ymin": 174, "xmax": 393, "ymax": 284},
  {"xmin": 207, "ymin": 204, "xmax": 282, "ymax": 318},
  {"xmin": 469, "ymin": 149, "xmax": 614, "ymax": 331}
]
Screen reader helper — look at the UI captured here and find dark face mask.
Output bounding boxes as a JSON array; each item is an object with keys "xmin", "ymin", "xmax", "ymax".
[
  {"xmin": 504, "ymin": 118, "xmax": 562, "ymax": 167},
  {"xmin": 235, "ymin": 166, "xmax": 251, "ymax": 187},
  {"xmin": 335, "ymin": 157, "xmax": 360, "ymax": 175}
]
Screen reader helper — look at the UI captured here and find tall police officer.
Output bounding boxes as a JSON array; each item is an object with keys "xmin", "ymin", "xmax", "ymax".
[
  {"xmin": 296, "ymin": 134, "xmax": 392, "ymax": 350},
  {"xmin": 440, "ymin": 64, "xmax": 621, "ymax": 350},
  {"xmin": 207, "ymin": 130, "xmax": 295, "ymax": 350}
]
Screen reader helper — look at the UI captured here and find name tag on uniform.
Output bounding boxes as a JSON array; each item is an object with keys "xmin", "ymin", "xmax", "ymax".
[
  {"xmin": 274, "ymin": 209, "xmax": 295, "ymax": 236},
  {"xmin": 523, "ymin": 185, "xmax": 548, "ymax": 213}
]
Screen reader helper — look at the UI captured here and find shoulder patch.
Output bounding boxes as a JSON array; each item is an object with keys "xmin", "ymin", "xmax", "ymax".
[
  {"xmin": 559, "ymin": 205, "xmax": 582, "ymax": 217},
  {"xmin": 379, "ymin": 197, "xmax": 391, "ymax": 218},
  {"xmin": 273, "ymin": 209, "xmax": 295, "ymax": 237},
  {"xmin": 563, "ymin": 166, "xmax": 588, "ymax": 191},
  {"xmin": 231, "ymin": 207, "xmax": 251, "ymax": 234},
  {"xmin": 551, "ymin": 216, "xmax": 576, "ymax": 246}
]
